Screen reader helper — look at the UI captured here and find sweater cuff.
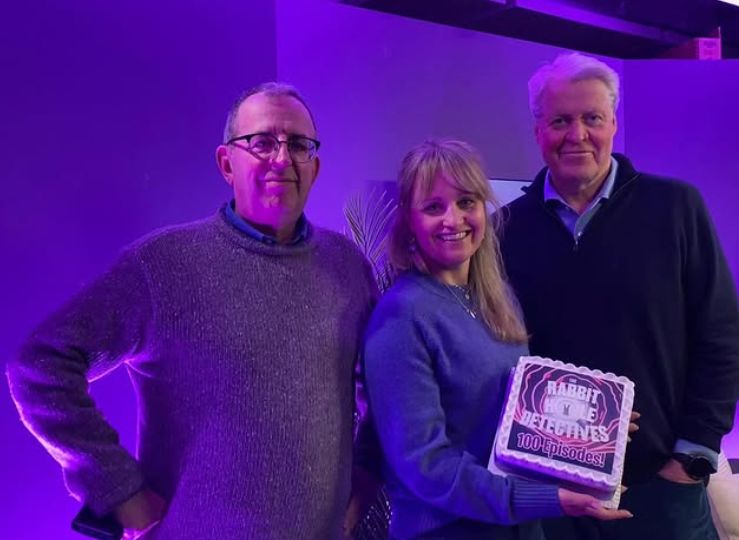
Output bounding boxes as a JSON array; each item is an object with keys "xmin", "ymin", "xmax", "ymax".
[
  {"xmin": 511, "ymin": 478, "xmax": 563, "ymax": 523},
  {"xmin": 84, "ymin": 469, "xmax": 146, "ymax": 516}
]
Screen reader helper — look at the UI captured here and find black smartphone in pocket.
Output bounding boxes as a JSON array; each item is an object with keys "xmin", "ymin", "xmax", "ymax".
[{"xmin": 71, "ymin": 506, "xmax": 123, "ymax": 540}]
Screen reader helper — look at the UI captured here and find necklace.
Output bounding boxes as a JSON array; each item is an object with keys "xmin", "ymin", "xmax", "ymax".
[{"xmin": 444, "ymin": 284, "xmax": 477, "ymax": 319}]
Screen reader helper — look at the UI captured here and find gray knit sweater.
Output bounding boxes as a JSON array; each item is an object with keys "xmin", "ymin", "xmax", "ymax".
[{"xmin": 7, "ymin": 207, "xmax": 377, "ymax": 539}]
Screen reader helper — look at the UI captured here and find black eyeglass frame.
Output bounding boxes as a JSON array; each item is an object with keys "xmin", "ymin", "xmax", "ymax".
[{"xmin": 226, "ymin": 132, "xmax": 321, "ymax": 163}]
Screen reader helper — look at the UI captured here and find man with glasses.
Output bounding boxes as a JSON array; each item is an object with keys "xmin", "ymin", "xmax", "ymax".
[
  {"xmin": 7, "ymin": 83, "xmax": 378, "ymax": 539},
  {"xmin": 217, "ymin": 85, "xmax": 322, "ymax": 245}
]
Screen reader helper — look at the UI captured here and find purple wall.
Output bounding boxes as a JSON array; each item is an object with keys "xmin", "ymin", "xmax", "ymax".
[
  {"xmin": 275, "ymin": 0, "xmax": 625, "ymax": 232},
  {"xmin": 623, "ymin": 59, "xmax": 739, "ymax": 457},
  {"xmin": 623, "ymin": 60, "xmax": 739, "ymax": 289},
  {"xmin": 1, "ymin": 1, "xmax": 276, "ymax": 538},
  {"xmin": 1, "ymin": 2, "xmax": 737, "ymax": 538}
]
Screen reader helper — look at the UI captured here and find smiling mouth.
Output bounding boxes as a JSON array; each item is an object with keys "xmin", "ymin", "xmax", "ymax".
[
  {"xmin": 264, "ymin": 178, "xmax": 296, "ymax": 183},
  {"xmin": 438, "ymin": 231, "xmax": 470, "ymax": 241}
]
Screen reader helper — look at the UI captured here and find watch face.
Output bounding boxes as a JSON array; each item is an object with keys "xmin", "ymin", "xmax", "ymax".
[
  {"xmin": 686, "ymin": 456, "xmax": 715, "ymax": 478},
  {"xmin": 675, "ymin": 453, "xmax": 716, "ymax": 479}
]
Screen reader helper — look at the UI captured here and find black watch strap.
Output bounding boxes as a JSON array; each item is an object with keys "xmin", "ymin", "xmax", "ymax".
[{"xmin": 672, "ymin": 452, "xmax": 716, "ymax": 480}]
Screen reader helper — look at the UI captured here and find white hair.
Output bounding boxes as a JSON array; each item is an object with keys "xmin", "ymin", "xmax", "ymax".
[{"xmin": 528, "ymin": 52, "xmax": 620, "ymax": 118}]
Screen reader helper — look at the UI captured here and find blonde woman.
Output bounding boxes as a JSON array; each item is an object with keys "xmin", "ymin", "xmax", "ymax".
[{"xmin": 362, "ymin": 139, "xmax": 632, "ymax": 539}]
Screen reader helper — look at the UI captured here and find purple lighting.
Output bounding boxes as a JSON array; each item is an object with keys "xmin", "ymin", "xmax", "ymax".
[{"xmin": 3, "ymin": 1, "xmax": 738, "ymax": 538}]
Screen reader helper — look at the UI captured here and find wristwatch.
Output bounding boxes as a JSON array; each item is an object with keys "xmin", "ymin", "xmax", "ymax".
[{"xmin": 672, "ymin": 452, "xmax": 716, "ymax": 481}]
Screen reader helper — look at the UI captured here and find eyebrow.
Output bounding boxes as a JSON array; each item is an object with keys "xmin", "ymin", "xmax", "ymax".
[
  {"xmin": 547, "ymin": 110, "xmax": 605, "ymax": 120},
  {"xmin": 249, "ymin": 129, "xmax": 313, "ymax": 138},
  {"xmin": 416, "ymin": 191, "xmax": 476, "ymax": 203}
]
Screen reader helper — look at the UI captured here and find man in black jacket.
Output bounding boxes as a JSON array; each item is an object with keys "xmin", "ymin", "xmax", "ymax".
[{"xmin": 500, "ymin": 52, "xmax": 739, "ymax": 540}]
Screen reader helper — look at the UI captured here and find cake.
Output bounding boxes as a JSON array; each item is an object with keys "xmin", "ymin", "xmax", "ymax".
[{"xmin": 492, "ymin": 356, "xmax": 635, "ymax": 506}]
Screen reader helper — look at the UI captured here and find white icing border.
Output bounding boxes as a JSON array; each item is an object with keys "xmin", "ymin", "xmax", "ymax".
[{"xmin": 494, "ymin": 356, "xmax": 635, "ymax": 495}]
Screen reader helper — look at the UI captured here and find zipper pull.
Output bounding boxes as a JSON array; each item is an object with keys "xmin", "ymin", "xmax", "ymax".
[{"xmin": 573, "ymin": 230, "xmax": 583, "ymax": 252}]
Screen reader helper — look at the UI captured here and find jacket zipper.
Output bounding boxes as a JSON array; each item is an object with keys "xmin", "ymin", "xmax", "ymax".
[{"xmin": 536, "ymin": 171, "xmax": 641, "ymax": 252}]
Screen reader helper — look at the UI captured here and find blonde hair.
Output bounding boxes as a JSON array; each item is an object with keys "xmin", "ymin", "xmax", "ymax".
[{"xmin": 389, "ymin": 139, "xmax": 527, "ymax": 343}]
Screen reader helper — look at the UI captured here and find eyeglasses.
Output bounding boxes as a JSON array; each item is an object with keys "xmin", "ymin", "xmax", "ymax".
[{"xmin": 226, "ymin": 132, "xmax": 320, "ymax": 163}]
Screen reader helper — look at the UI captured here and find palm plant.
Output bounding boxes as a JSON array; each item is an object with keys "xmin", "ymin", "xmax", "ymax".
[
  {"xmin": 344, "ymin": 187, "xmax": 396, "ymax": 540},
  {"xmin": 343, "ymin": 188, "xmax": 396, "ymax": 293}
]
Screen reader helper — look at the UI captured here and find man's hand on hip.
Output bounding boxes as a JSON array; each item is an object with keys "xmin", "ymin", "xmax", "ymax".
[{"xmin": 114, "ymin": 488, "xmax": 167, "ymax": 538}]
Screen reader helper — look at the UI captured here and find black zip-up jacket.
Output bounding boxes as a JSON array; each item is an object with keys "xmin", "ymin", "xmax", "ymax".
[{"xmin": 500, "ymin": 153, "xmax": 739, "ymax": 485}]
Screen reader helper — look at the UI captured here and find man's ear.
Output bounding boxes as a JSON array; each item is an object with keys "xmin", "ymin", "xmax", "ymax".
[
  {"xmin": 302, "ymin": 156, "xmax": 320, "ymax": 190},
  {"xmin": 215, "ymin": 145, "xmax": 233, "ymax": 185},
  {"xmin": 310, "ymin": 156, "xmax": 320, "ymax": 187}
]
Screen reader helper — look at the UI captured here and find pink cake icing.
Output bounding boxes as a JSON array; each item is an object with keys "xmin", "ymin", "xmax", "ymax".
[{"xmin": 493, "ymin": 356, "xmax": 634, "ymax": 505}]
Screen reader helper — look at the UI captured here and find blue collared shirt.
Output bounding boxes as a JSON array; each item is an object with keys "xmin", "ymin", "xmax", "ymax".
[
  {"xmin": 543, "ymin": 157, "xmax": 618, "ymax": 241},
  {"xmin": 224, "ymin": 200, "xmax": 309, "ymax": 245}
]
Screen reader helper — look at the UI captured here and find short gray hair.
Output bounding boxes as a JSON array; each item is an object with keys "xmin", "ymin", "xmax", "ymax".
[
  {"xmin": 528, "ymin": 52, "xmax": 620, "ymax": 119},
  {"xmin": 222, "ymin": 82, "xmax": 317, "ymax": 143}
]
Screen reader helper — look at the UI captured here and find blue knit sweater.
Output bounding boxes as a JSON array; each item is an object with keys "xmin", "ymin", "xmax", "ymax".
[{"xmin": 363, "ymin": 271, "xmax": 563, "ymax": 540}]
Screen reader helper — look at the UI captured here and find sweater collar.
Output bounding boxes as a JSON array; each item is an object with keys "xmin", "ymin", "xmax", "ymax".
[
  {"xmin": 524, "ymin": 153, "xmax": 639, "ymax": 201},
  {"xmin": 224, "ymin": 199, "xmax": 310, "ymax": 246},
  {"xmin": 543, "ymin": 157, "xmax": 618, "ymax": 209},
  {"xmin": 215, "ymin": 204, "xmax": 316, "ymax": 255}
]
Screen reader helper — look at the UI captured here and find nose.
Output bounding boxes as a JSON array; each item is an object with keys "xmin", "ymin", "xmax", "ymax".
[
  {"xmin": 441, "ymin": 205, "xmax": 463, "ymax": 227},
  {"xmin": 271, "ymin": 140, "xmax": 294, "ymax": 168},
  {"xmin": 565, "ymin": 120, "xmax": 588, "ymax": 142}
]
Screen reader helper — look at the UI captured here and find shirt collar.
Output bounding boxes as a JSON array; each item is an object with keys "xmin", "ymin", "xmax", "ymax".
[
  {"xmin": 225, "ymin": 200, "xmax": 309, "ymax": 245},
  {"xmin": 543, "ymin": 156, "xmax": 619, "ymax": 208}
]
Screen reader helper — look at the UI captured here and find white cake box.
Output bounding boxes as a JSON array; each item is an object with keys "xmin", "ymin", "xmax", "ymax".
[{"xmin": 492, "ymin": 356, "xmax": 635, "ymax": 506}]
